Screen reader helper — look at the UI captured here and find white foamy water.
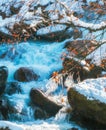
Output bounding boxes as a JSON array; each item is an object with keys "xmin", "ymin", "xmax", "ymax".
[{"xmin": 0, "ymin": 40, "xmax": 84, "ymax": 130}]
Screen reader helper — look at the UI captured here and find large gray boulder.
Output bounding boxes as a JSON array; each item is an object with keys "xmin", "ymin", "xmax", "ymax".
[{"xmin": 68, "ymin": 87, "xmax": 106, "ymax": 129}]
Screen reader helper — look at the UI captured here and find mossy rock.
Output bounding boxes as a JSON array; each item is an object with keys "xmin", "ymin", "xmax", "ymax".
[{"xmin": 68, "ymin": 88, "xmax": 106, "ymax": 128}]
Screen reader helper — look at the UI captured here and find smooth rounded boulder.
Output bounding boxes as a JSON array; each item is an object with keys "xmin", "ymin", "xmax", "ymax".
[
  {"xmin": 30, "ymin": 88, "xmax": 63, "ymax": 117},
  {"xmin": 0, "ymin": 66, "xmax": 8, "ymax": 95},
  {"xmin": 14, "ymin": 67, "xmax": 39, "ymax": 82}
]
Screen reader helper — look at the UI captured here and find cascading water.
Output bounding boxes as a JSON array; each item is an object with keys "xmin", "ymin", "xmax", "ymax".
[{"xmin": 0, "ymin": 40, "xmax": 84, "ymax": 130}]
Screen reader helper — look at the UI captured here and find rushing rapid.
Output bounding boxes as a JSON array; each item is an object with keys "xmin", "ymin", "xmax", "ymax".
[{"xmin": 0, "ymin": 40, "xmax": 84, "ymax": 130}]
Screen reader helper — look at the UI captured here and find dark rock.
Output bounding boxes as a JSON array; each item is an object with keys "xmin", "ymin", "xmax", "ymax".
[
  {"xmin": 68, "ymin": 88, "xmax": 106, "ymax": 128},
  {"xmin": 0, "ymin": 11, "xmax": 6, "ymax": 19},
  {"xmin": 87, "ymin": 65, "xmax": 103, "ymax": 78},
  {"xmin": 0, "ymin": 99, "xmax": 9, "ymax": 120},
  {"xmin": 0, "ymin": 29, "xmax": 13, "ymax": 44},
  {"xmin": 5, "ymin": 82, "xmax": 22, "ymax": 95},
  {"xmin": 14, "ymin": 67, "xmax": 39, "ymax": 82},
  {"xmin": 67, "ymin": 128, "xmax": 78, "ymax": 130},
  {"xmin": 0, "ymin": 127, "xmax": 10, "ymax": 130},
  {"xmin": 0, "ymin": 66, "xmax": 8, "ymax": 95},
  {"xmin": 0, "ymin": 22, "xmax": 31, "ymax": 44},
  {"xmin": 30, "ymin": 88, "xmax": 63, "ymax": 117},
  {"xmin": 10, "ymin": 6, "xmax": 20, "ymax": 15},
  {"xmin": 0, "ymin": 66, "xmax": 8, "ymax": 83},
  {"xmin": 34, "ymin": 107, "xmax": 49, "ymax": 119},
  {"xmin": 0, "ymin": 97, "xmax": 22, "ymax": 120}
]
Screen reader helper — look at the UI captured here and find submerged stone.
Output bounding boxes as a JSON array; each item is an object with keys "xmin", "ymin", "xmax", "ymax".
[
  {"xmin": 5, "ymin": 82, "xmax": 22, "ymax": 95},
  {"xmin": 0, "ymin": 99, "xmax": 9, "ymax": 120}
]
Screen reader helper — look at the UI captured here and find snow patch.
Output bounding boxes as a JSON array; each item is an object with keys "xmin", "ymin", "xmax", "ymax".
[
  {"xmin": 73, "ymin": 78, "xmax": 106, "ymax": 103},
  {"xmin": 37, "ymin": 24, "xmax": 67, "ymax": 35}
]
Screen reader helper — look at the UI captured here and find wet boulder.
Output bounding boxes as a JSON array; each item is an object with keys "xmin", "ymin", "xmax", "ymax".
[
  {"xmin": 0, "ymin": 66, "xmax": 8, "ymax": 95},
  {"xmin": 0, "ymin": 66, "xmax": 8, "ymax": 83},
  {"xmin": 14, "ymin": 67, "xmax": 39, "ymax": 82},
  {"xmin": 68, "ymin": 87, "xmax": 106, "ymax": 129},
  {"xmin": 5, "ymin": 82, "xmax": 22, "ymax": 95},
  {"xmin": 0, "ymin": 99, "xmax": 9, "ymax": 120},
  {"xmin": 30, "ymin": 88, "xmax": 63, "ymax": 117},
  {"xmin": 34, "ymin": 107, "xmax": 49, "ymax": 119}
]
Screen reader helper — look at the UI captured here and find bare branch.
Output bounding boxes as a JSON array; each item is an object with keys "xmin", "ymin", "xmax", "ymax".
[{"xmin": 54, "ymin": 0, "xmax": 106, "ymax": 31}]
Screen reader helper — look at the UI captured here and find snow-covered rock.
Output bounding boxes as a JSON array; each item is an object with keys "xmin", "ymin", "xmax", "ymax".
[
  {"xmin": 36, "ymin": 25, "xmax": 75, "ymax": 41},
  {"xmin": 68, "ymin": 77, "xmax": 106, "ymax": 128}
]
